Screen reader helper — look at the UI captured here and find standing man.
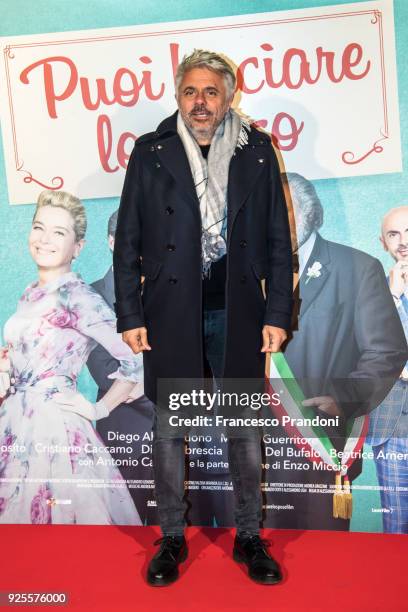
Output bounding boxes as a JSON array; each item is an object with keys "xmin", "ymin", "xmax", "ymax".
[
  {"xmin": 367, "ymin": 206, "xmax": 408, "ymax": 533},
  {"xmin": 87, "ymin": 210, "xmax": 156, "ymax": 525},
  {"xmin": 265, "ymin": 174, "xmax": 407, "ymax": 531},
  {"xmin": 113, "ymin": 49, "xmax": 293, "ymax": 586}
]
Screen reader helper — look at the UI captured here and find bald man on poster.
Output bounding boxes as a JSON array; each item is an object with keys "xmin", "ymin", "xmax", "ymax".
[{"xmin": 367, "ymin": 206, "xmax": 408, "ymax": 533}]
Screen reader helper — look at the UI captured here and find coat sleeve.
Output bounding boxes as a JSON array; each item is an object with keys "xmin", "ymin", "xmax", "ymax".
[
  {"xmin": 113, "ymin": 145, "xmax": 145, "ymax": 333},
  {"xmin": 264, "ymin": 151, "xmax": 294, "ymax": 330},
  {"xmin": 331, "ymin": 258, "xmax": 408, "ymax": 417}
]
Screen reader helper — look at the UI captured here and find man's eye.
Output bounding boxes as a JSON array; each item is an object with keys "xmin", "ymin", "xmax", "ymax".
[
  {"xmin": 207, "ymin": 91, "xmax": 217, "ymax": 96},
  {"xmin": 55, "ymin": 231, "xmax": 65, "ymax": 236},
  {"xmin": 32, "ymin": 225, "xmax": 42, "ymax": 230}
]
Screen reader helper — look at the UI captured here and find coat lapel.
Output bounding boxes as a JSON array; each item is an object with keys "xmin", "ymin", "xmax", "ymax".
[
  {"xmin": 227, "ymin": 140, "xmax": 269, "ymax": 244},
  {"xmin": 298, "ymin": 234, "xmax": 331, "ymax": 319},
  {"xmin": 155, "ymin": 112, "xmax": 201, "ymax": 221}
]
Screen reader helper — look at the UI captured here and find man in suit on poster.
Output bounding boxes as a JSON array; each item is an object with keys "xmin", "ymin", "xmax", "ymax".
[
  {"xmin": 264, "ymin": 173, "xmax": 408, "ymax": 531},
  {"xmin": 366, "ymin": 206, "xmax": 408, "ymax": 533},
  {"xmin": 113, "ymin": 49, "xmax": 294, "ymax": 586},
  {"xmin": 87, "ymin": 210, "xmax": 156, "ymax": 525}
]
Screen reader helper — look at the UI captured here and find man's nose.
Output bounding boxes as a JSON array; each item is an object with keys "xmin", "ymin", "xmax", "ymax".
[{"xmin": 194, "ymin": 91, "xmax": 206, "ymax": 105}]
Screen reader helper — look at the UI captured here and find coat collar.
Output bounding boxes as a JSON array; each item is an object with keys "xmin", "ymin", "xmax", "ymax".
[
  {"xmin": 156, "ymin": 110, "xmax": 178, "ymax": 136},
  {"xmin": 153, "ymin": 110, "xmax": 270, "ymax": 229}
]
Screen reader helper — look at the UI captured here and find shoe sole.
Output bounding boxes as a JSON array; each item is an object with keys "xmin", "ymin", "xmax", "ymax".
[
  {"xmin": 147, "ymin": 547, "xmax": 188, "ymax": 587},
  {"xmin": 233, "ymin": 549, "xmax": 282, "ymax": 585}
]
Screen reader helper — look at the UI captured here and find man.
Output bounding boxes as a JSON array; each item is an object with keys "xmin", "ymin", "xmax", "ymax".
[
  {"xmin": 113, "ymin": 49, "xmax": 293, "ymax": 585},
  {"xmin": 264, "ymin": 174, "xmax": 408, "ymax": 531},
  {"xmin": 366, "ymin": 206, "xmax": 408, "ymax": 533},
  {"xmin": 87, "ymin": 210, "xmax": 156, "ymax": 525}
]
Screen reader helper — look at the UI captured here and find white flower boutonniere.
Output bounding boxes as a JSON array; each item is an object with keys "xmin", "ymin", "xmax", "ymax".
[{"xmin": 305, "ymin": 261, "xmax": 322, "ymax": 285}]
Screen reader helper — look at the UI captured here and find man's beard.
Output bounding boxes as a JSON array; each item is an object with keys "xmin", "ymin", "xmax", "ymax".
[{"xmin": 182, "ymin": 104, "xmax": 221, "ymax": 142}]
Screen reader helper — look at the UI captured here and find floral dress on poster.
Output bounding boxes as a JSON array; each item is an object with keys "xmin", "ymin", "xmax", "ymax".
[{"xmin": 0, "ymin": 271, "xmax": 143, "ymax": 525}]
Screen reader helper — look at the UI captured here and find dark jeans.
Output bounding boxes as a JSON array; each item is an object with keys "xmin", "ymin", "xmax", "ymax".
[{"xmin": 152, "ymin": 309, "xmax": 262, "ymax": 536}]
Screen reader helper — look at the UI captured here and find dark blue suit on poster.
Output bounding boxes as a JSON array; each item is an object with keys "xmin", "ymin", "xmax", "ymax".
[{"xmin": 264, "ymin": 233, "xmax": 408, "ymax": 531}]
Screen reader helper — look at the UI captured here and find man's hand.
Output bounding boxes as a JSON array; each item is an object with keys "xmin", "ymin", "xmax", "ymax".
[
  {"xmin": 261, "ymin": 326, "xmax": 287, "ymax": 353},
  {"xmin": 122, "ymin": 327, "xmax": 151, "ymax": 354},
  {"xmin": 389, "ymin": 261, "xmax": 408, "ymax": 298},
  {"xmin": 302, "ymin": 395, "xmax": 343, "ymax": 417}
]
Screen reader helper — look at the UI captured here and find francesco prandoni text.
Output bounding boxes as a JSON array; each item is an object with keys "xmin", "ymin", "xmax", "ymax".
[
  {"xmin": 167, "ymin": 390, "xmax": 339, "ymax": 428},
  {"xmin": 168, "ymin": 414, "xmax": 339, "ymax": 428}
]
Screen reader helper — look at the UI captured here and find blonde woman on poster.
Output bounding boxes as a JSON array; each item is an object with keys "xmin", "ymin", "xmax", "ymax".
[{"xmin": 0, "ymin": 190, "xmax": 143, "ymax": 525}]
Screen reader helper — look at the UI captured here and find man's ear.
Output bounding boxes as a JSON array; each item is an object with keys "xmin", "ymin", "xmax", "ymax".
[{"xmin": 108, "ymin": 234, "xmax": 115, "ymax": 252}]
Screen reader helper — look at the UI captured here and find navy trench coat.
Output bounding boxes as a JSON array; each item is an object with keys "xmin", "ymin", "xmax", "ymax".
[{"xmin": 113, "ymin": 111, "xmax": 293, "ymax": 403}]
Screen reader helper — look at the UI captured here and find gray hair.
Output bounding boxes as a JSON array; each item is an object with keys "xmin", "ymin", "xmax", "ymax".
[
  {"xmin": 108, "ymin": 209, "xmax": 118, "ymax": 237},
  {"xmin": 34, "ymin": 190, "xmax": 87, "ymax": 241},
  {"xmin": 282, "ymin": 172, "xmax": 324, "ymax": 231},
  {"xmin": 175, "ymin": 49, "xmax": 236, "ymax": 99}
]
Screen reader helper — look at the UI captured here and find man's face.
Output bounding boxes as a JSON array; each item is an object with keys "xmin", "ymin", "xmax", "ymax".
[
  {"xmin": 176, "ymin": 67, "xmax": 233, "ymax": 144},
  {"xmin": 381, "ymin": 207, "xmax": 408, "ymax": 262}
]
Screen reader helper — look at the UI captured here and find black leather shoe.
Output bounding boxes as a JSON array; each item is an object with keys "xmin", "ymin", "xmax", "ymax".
[
  {"xmin": 147, "ymin": 536, "xmax": 188, "ymax": 586},
  {"xmin": 233, "ymin": 535, "xmax": 282, "ymax": 585}
]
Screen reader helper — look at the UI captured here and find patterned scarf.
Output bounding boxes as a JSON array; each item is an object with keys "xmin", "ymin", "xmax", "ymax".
[{"xmin": 177, "ymin": 109, "xmax": 250, "ymax": 278}]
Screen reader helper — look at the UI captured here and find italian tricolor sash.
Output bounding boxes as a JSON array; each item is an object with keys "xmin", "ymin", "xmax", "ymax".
[{"xmin": 266, "ymin": 352, "xmax": 369, "ymax": 519}]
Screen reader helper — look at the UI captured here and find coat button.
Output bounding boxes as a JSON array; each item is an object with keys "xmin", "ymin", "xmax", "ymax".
[
  {"xmin": 165, "ymin": 206, "xmax": 174, "ymax": 215},
  {"xmin": 240, "ymin": 240, "xmax": 247, "ymax": 248},
  {"xmin": 157, "ymin": 144, "xmax": 163, "ymax": 150},
  {"xmin": 166, "ymin": 244, "xmax": 176, "ymax": 251},
  {"xmin": 168, "ymin": 277, "xmax": 178, "ymax": 284},
  {"xmin": 155, "ymin": 162, "xmax": 161, "ymax": 168},
  {"xmin": 149, "ymin": 145, "xmax": 155, "ymax": 152},
  {"xmin": 258, "ymin": 158, "xmax": 264, "ymax": 163},
  {"xmin": 240, "ymin": 275, "xmax": 247, "ymax": 284}
]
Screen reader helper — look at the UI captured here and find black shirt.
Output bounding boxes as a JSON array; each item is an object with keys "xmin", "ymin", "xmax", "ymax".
[{"xmin": 199, "ymin": 144, "xmax": 226, "ymax": 311}]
